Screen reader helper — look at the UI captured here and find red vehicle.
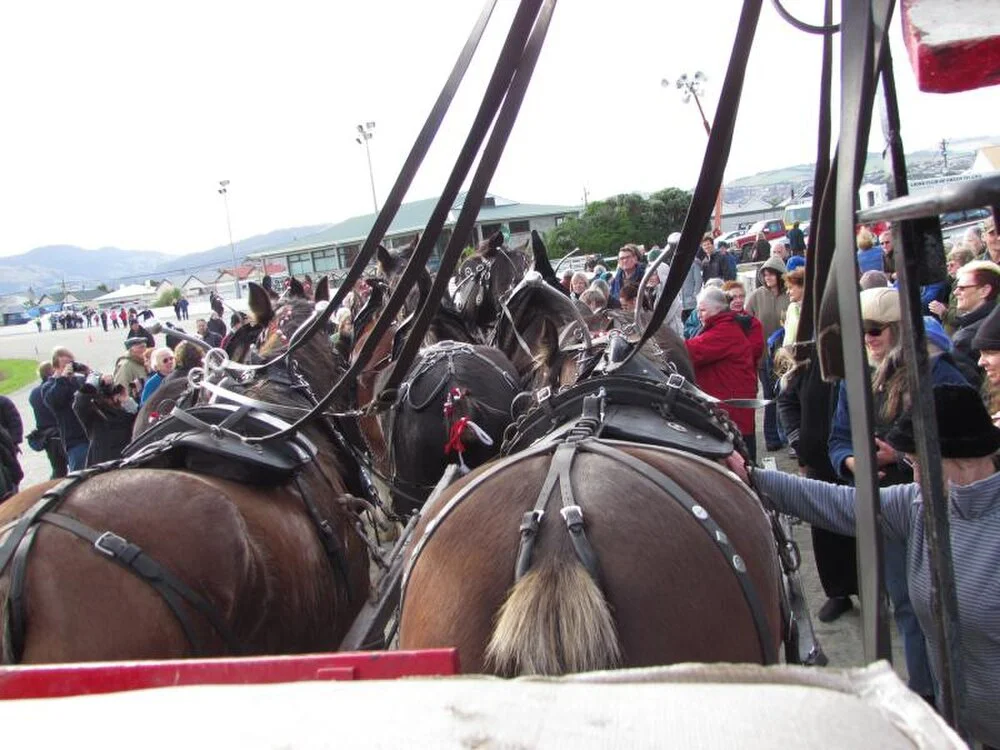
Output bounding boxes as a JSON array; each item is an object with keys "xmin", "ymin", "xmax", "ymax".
[{"xmin": 733, "ymin": 218, "xmax": 786, "ymax": 253}]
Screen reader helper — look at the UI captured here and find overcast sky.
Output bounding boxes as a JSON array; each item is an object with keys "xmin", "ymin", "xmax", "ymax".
[{"xmin": 1, "ymin": 0, "xmax": 997, "ymax": 258}]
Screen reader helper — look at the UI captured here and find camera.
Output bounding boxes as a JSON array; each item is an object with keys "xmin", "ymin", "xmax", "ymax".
[{"xmin": 72, "ymin": 362, "xmax": 88, "ymax": 374}]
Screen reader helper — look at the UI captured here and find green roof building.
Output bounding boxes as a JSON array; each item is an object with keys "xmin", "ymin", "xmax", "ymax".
[{"xmin": 247, "ymin": 192, "xmax": 580, "ymax": 279}]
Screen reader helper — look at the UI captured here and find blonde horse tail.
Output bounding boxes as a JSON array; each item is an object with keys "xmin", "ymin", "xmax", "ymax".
[{"xmin": 485, "ymin": 559, "xmax": 621, "ymax": 677}]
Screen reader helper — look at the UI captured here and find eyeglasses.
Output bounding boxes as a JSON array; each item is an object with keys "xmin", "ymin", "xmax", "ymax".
[
  {"xmin": 900, "ymin": 455, "xmax": 916, "ymax": 470},
  {"xmin": 954, "ymin": 284, "xmax": 982, "ymax": 291},
  {"xmin": 162, "ymin": 356, "xmax": 175, "ymax": 362},
  {"xmin": 617, "ymin": 255, "xmax": 634, "ymax": 262},
  {"xmin": 863, "ymin": 325, "xmax": 886, "ymax": 336}
]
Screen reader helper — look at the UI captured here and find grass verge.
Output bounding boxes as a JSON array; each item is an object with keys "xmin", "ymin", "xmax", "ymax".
[{"xmin": 0, "ymin": 359, "xmax": 39, "ymax": 395}]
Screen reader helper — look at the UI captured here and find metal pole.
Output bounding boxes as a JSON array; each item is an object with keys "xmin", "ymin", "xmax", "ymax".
[
  {"xmin": 363, "ymin": 137, "xmax": 379, "ymax": 214},
  {"xmin": 218, "ymin": 181, "xmax": 241, "ymax": 299}
]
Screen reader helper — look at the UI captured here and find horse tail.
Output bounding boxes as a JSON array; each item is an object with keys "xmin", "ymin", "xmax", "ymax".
[{"xmin": 485, "ymin": 558, "xmax": 621, "ymax": 677}]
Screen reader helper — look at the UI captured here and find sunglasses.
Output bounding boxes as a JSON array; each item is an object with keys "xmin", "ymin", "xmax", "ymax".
[{"xmin": 863, "ymin": 325, "xmax": 886, "ymax": 336}]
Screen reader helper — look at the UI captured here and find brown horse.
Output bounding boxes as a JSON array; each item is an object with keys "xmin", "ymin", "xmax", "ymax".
[
  {"xmin": 397, "ymin": 438, "xmax": 783, "ymax": 675},
  {"xmin": 453, "ymin": 233, "xmax": 531, "ymax": 340},
  {"xmin": 0, "ymin": 284, "xmax": 369, "ymax": 663}
]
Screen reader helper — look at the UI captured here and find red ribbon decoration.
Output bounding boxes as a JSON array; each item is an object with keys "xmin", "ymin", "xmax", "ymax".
[{"xmin": 444, "ymin": 416, "xmax": 469, "ymax": 455}]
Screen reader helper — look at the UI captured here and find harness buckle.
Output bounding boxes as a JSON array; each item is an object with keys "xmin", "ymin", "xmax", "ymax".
[
  {"xmin": 665, "ymin": 372, "xmax": 687, "ymax": 390},
  {"xmin": 93, "ymin": 531, "xmax": 127, "ymax": 558},
  {"xmin": 536, "ymin": 386, "xmax": 551, "ymax": 404},
  {"xmin": 519, "ymin": 509, "xmax": 544, "ymax": 535},
  {"xmin": 560, "ymin": 504, "xmax": 584, "ymax": 531}
]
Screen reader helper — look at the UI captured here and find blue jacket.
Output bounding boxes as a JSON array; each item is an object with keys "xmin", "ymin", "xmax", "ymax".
[
  {"xmin": 140, "ymin": 372, "xmax": 163, "ymax": 405},
  {"xmin": 828, "ymin": 354, "xmax": 973, "ymax": 479},
  {"xmin": 607, "ymin": 265, "xmax": 646, "ymax": 305}
]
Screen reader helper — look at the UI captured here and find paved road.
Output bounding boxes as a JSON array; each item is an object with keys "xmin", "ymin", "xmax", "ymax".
[{"xmin": 1, "ymin": 308, "xmax": 908, "ymax": 680}]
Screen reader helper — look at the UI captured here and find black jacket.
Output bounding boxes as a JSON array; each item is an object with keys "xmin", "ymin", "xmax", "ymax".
[
  {"xmin": 206, "ymin": 316, "xmax": 227, "ymax": 339},
  {"xmin": 72, "ymin": 389, "xmax": 136, "ymax": 466},
  {"xmin": 953, "ymin": 301, "xmax": 996, "ymax": 365},
  {"xmin": 0, "ymin": 395, "xmax": 23, "ymax": 445},
  {"xmin": 776, "ymin": 356, "xmax": 839, "ymax": 482},
  {"xmin": 41, "ymin": 376, "xmax": 89, "ymax": 449},
  {"xmin": 29, "ymin": 381, "xmax": 58, "ymax": 431}
]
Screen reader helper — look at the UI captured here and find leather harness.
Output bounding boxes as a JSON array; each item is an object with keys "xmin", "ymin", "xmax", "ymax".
[
  {"xmin": 0, "ymin": 357, "xmax": 361, "ymax": 663},
  {"xmin": 402, "ymin": 390, "xmax": 780, "ymax": 666}
]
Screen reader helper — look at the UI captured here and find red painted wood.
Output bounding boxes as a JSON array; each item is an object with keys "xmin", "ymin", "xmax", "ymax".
[
  {"xmin": 0, "ymin": 649, "xmax": 459, "ymax": 700},
  {"xmin": 901, "ymin": 0, "xmax": 1000, "ymax": 93}
]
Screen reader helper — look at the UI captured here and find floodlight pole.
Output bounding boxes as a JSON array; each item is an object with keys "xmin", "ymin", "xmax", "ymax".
[
  {"xmin": 663, "ymin": 73, "xmax": 724, "ymax": 235},
  {"xmin": 356, "ymin": 122, "xmax": 379, "ymax": 214},
  {"xmin": 217, "ymin": 180, "xmax": 241, "ymax": 299}
]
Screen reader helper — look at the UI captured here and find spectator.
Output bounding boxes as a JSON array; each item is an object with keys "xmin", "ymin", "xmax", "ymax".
[
  {"xmin": 207, "ymin": 311, "xmax": 228, "ymax": 340},
  {"xmin": 679, "ymin": 238, "xmax": 704, "ymax": 321},
  {"xmin": 560, "ymin": 270, "xmax": 574, "ymax": 294},
  {"xmin": 786, "ymin": 222, "xmax": 806, "ymax": 256},
  {"xmin": 113, "ymin": 338, "xmax": 149, "ymax": 400},
  {"xmin": 72, "ymin": 375, "xmax": 136, "ymax": 466},
  {"xmin": 110, "ymin": 309, "xmax": 120, "ymax": 329},
  {"xmin": 879, "ymin": 230, "xmax": 896, "ymax": 281},
  {"xmin": 828, "ymin": 287, "xmax": 970, "ymax": 699},
  {"xmin": 964, "ymin": 225, "xmax": 985, "ymax": 259},
  {"xmin": 590, "ymin": 278, "xmax": 611, "ymax": 303},
  {"xmin": 782, "ymin": 267, "xmax": 806, "ymax": 348},
  {"xmin": 776, "ymin": 344, "xmax": 856, "ymax": 622},
  {"xmin": 619, "ymin": 282, "xmax": 639, "ymax": 316},
  {"xmin": 856, "ymin": 227, "xmax": 884, "ymax": 274},
  {"xmin": 41, "ymin": 347, "xmax": 91, "ymax": 472},
  {"xmin": 579, "ymin": 289, "xmax": 606, "ymax": 315},
  {"xmin": 745, "ymin": 255, "xmax": 789, "ymax": 450},
  {"xmin": 27, "ymin": 361, "xmax": 68, "ymax": 479},
  {"xmin": 700, "ymin": 234, "xmax": 732, "ymax": 283},
  {"xmin": 784, "ymin": 254, "xmax": 805, "ymax": 272},
  {"xmin": 99, "ymin": 309, "xmax": 109, "ymax": 331},
  {"xmin": 141, "ymin": 347, "xmax": 176, "ymax": 404},
  {"xmin": 685, "ymin": 287, "xmax": 758, "ymax": 459},
  {"xmin": 0, "ymin": 394, "xmax": 24, "ymax": 500},
  {"xmin": 929, "ymin": 244, "xmax": 976, "ymax": 332},
  {"xmin": 973, "ymin": 305, "xmax": 1000, "ymax": 426},
  {"xmin": 730, "ymin": 385, "xmax": 1000, "ymax": 749},
  {"xmin": 723, "ymin": 280, "xmax": 764, "ymax": 370},
  {"xmin": 210, "ymin": 291, "xmax": 225, "ymax": 318},
  {"xmin": 221, "ymin": 312, "xmax": 248, "ymax": 350},
  {"xmin": 196, "ymin": 319, "xmax": 224, "ymax": 348},
  {"xmin": 717, "ymin": 240, "xmax": 739, "ymax": 280},
  {"xmin": 859, "ymin": 270, "xmax": 889, "ymax": 290},
  {"xmin": 770, "ymin": 238, "xmax": 790, "ymax": 263},
  {"xmin": 126, "ymin": 318, "xmax": 155, "ymax": 348},
  {"xmin": 750, "ymin": 231, "xmax": 770, "ymax": 263},
  {"xmin": 570, "ymin": 272, "xmax": 589, "ymax": 299},
  {"xmin": 952, "ymin": 260, "xmax": 1000, "ymax": 371},
  {"xmin": 118, "ymin": 308, "xmax": 127, "ymax": 329},
  {"xmin": 982, "ymin": 216, "xmax": 999, "ymax": 263},
  {"xmin": 608, "ymin": 245, "xmax": 645, "ymax": 306},
  {"xmin": 179, "ymin": 296, "xmax": 190, "ymax": 320}
]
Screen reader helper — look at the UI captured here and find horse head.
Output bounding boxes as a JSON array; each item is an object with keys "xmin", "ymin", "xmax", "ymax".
[
  {"xmin": 247, "ymin": 281, "xmax": 337, "ymax": 396},
  {"xmin": 453, "ymin": 233, "xmax": 530, "ymax": 335},
  {"xmin": 377, "ymin": 239, "xmax": 427, "ymax": 316},
  {"xmin": 494, "ymin": 274, "xmax": 591, "ymax": 392}
]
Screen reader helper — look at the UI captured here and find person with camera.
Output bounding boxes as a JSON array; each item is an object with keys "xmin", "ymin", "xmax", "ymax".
[
  {"xmin": 72, "ymin": 373, "xmax": 137, "ymax": 467},
  {"xmin": 27, "ymin": 362, "xmax": 69, "ymax": 479},
  {"xmin": 113, "ymin": 337, "xmax": 149, "ymax": 402},
  {"xmin": 40, "ymin": 347, "xmax": 91, "ymax": 472}
]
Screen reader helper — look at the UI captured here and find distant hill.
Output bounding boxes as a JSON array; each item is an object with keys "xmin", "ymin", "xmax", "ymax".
[
  {"xmin": 723, "ymin": 136, "xmax": 995, "ymax": 205},
  {"xmin": 0, "ymin": 225, "xmax": 332, "ymax": 295},
  {"xmin": 150, "ymin": 224, "xmax": 331, "ymax": 276},
  {"xmin": 0, "ymin": 245, "xmax": 171, "ymax": 295}
]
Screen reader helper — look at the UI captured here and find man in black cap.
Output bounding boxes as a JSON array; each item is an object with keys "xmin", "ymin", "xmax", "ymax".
[
  {"xmin": 113, "ymin": 337, "xmax": 148, "ymax": 400},
  {"xmin": 727, "ymin": 384, "xmax": 1000, "ymax": 748}
]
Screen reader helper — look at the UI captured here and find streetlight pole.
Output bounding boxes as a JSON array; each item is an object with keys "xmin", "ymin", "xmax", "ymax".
[
  {"xmin": 355, "ymin": 121, "xmax": 379, "ymax": 214},
  {"xmin": 217, "ymin": 179, "xmax": 241, "ymax": 299},
  {"xmin": 662, "ymin": 73, "xmax": 724, "ymax": 235}
]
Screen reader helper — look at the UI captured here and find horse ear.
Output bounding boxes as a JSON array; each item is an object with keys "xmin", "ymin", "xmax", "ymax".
[
  {"xmin": 314, "ymin": 275, "xmax": 330, "ymax": 302},
  {"xmin": 248, "ymin": 282, "xmax": 273, "ymax": 325},
  {"xmin": 376, "ymin": 245, "xmax": 393, "ymax": 273},
  {"xmin": 288, "ymin": 278, "xmax": 306, "ymax": 299},
  {"xmin": 530, "ymin": 229, "xmax": 560, "ymax": 291}
]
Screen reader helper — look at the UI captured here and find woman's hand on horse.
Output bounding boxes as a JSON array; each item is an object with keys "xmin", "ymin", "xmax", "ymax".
[{"xmin": 722, "ymin": 451, "xmax": 750, "ymax": 484}]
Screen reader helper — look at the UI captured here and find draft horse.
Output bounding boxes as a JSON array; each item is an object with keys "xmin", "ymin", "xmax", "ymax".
[
  {"xmin": 398, "ymin": 341, "xmax": 783, "ymax": 675},
  {"xmin": 0, "ymin": 284, "xmax": 369, "ymax": 663}
]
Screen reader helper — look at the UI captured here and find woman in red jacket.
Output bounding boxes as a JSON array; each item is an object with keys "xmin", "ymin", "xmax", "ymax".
[{"xmin": 686, "ymin": 287, "xmax": 760, "ymax": 461}]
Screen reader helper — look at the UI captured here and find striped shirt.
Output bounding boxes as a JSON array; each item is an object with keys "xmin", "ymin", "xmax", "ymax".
[{"xmin": 753, "ymin": 468, "xmax": 1000, "ymax": 748}]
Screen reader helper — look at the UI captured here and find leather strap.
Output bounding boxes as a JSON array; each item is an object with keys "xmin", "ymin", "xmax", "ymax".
[
  {"xmin": 293, "ymin": 476, "xmax": 353, "ymax": 604},
  {"xmin": 377, "ymin": 0, "xmax": 555, "ymax": 404},
  {"xmin": 625, "ymin": 0, "xmax": 763, "ymax": 366},
  {"xmin": 7, "ymin": 525, "xmax": 40, "ymax": 663},
  {"xmin": 243, "ymin": 0, "xmax": 544, "ymax": 446},
  {"xmin": 36, "ymin": 512, "xmax": 242, "ymax": 657}
]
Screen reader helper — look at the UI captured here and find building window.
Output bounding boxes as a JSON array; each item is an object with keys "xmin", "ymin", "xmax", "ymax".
[
  {"xmin": 312, "ymin": 247, "xmax": 339, "ymax": 272},
  {"xmin": 288, "ymin": 252, "xmax": 314, "ymax": 276},
  {"xmin": 338, "ymin": 245, "xmax": 360, "ymax": 268},
  {"xmin": 509, "ymin": 220, "xmax": 530, "ymax": 234},
  {"xmin": 554, "ymin": 215, "xmax": 567, "ymax": 226},
  {"xmin": 480, "ymin": 223, "xmax": 503, "ymax": 240}
]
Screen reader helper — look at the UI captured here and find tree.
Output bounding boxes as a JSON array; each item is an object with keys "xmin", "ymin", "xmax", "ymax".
[
  {"xmin": 96, "ymin": 283, "xmax": 109, "ymax": 293},
  {"xmin": 153, "ymin": 287, "xmax": 182, "ymax": 308},
  {"xmin": 545, "ymin": 188, "xmax": 693, "ymax": 258}
]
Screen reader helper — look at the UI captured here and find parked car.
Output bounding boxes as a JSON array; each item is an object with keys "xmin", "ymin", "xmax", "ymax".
[
  {"xmin": 940, "ymin": 207, "xmax": 991, "ymax": 227},
  {"xmin": 733, "ymin": 219, "xmax": 787, "ymax": 253},
  {"xmin": 714, "ymin": 230, "xmax": 742, "ymax": 249}
]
